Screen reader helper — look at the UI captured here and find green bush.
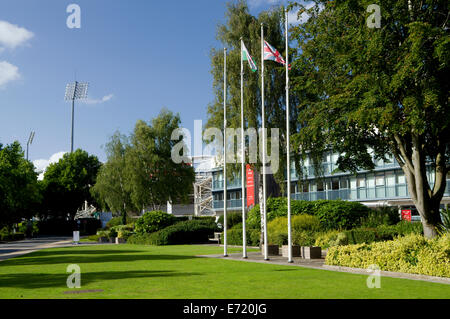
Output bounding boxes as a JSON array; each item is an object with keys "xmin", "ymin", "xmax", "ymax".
[
  {"xmin": 225, "ymin": 223, "xmax": 261, "ymax": 246},
  {"xmin": 128, "ymin": 219, "xmax": 218, "ymax": 245},
  {"xmin": 96, "ymin": 230, "xmax": 109, "ymax": 238},
  {"xmin": 292, "ymin": 230, "xmax": 316, "ymax": 246},
  {"xmin": 314, "ymin": 230, "xmax": 344, "ymax": 249},
  {"xmin": 314, "ymin": 200, "xmax": 370, "ymax": 230},
  {"xmin": 106, "ymin": 215, "xmax": 136, "ymax": 228},
  {"xmin": 267, "ymin": 215, "xmax": 321, "ymax": 246},
  {"xmin": 326, "ymin": 233, "xmax": 450, "ymax": 278},
  {"xmin": 247, "ymin": 198, "xmax": 370, "ymax": 230},
  {"xmin": 87, "ymin": 234, "xmax": 99, "ymax": 242},
  {"xmin": 135, "ymin": 211, "xmax": 177, "ymax": 234},
  {"xmin": 361, "ymin": 206, "xmax": 400, "ymax": 227},
  {"xmin": 218, "ymin": 211, "xmax": 242, "ymax": 229}
]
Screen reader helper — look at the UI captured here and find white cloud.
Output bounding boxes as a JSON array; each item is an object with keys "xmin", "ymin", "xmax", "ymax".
[
  {"xmin": 0, "ymin": 61, "xmax": 20, "ymax": 87},
  {"xmin": 82, "ymin": 94, "xmax": 114, "ymax": 105},
  {"xmin": 33, "ymin": 151, "xmax": 67, "ymax": 180},
  {"xmin": 0, "ymin": 20, "xmax": 34, "ymax": 50}
]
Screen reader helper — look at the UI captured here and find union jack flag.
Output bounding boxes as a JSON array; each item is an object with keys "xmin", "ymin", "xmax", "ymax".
[{"xmin": 264, "ymin": 41, "xmax": 291, "ymax": 70}]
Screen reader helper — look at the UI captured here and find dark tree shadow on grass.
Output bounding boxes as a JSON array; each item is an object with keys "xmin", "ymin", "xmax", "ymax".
[
  {"xmin": 0, "ymin": 270, "xmax": 202, "ymax": 289},
  {"xmin": 0, "ymin": 254, "xmax": 196, "ymax": 266}
]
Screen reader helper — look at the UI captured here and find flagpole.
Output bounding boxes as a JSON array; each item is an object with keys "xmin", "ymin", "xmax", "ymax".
[
  {"xmin": 285, "ymin": 9, "xmax": 293, "ymax": 263},
  {"xmin": 223, "ymin": 47, "xmax": 228, "ymax": 257},
  {"xmin": 261, "ymin": 23, "xmax": 269, "ymax": 261},
  {"xmin": 240, "ymin": 39, "xmax": 247, "ymax": 259}
]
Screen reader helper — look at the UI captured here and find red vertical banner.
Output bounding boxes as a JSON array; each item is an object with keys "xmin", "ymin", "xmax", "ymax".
[
  {"xmin": 401, "ymin": 209, "xmax": 412, "ymax": 222},
  {"xmin": 246, "ymin": 164, "xmax": 255, "ymax": 208}
]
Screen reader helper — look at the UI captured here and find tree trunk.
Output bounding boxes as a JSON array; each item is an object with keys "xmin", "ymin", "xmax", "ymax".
[{"xmin": 393, "ymin": 133, "xmax": 445, "ymax": 238}]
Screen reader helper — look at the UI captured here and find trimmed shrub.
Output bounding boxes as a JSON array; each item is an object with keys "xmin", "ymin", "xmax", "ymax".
[
  {"xmin": 247, "ymin": 198, "xmax": 370, "ymax": 230},
  {"xmin": 326, "ymin": 233, "xmax": 450, "ymax": 278},
  {"xmin": 361, "ymin": 206, "xmax": 400, "ymax": 227},
  {"xmin": 106, "ymin": 215, "xmax": 136, "ymax": 228},
  {"xmin": 128, "ymin": 219, "xmax": 218, "ymax": 245},
  {"xmin": 292, "ymin": 230, "xmax": 316, "ymax": 247},
  {"xmin": 135, "ymin": 211, "xmax": 177, "ymax": 234},
  {"xmin": 218, "ymin": 211, "xmax": 242, "ymax": 229},
  {"xmin": 225, "ymin": 223, "xmax": 261, "ymax": 246},
  {"xmin": 314, "ymin": 230, "xmax": 344, "ymax": 249},
  {"xmin": 267, "ymin": 215, "xmax": 321, "ymax": 246},
  {"xmin": 314, "ymin": 200, "xmax": 370, "ymax": 230}
]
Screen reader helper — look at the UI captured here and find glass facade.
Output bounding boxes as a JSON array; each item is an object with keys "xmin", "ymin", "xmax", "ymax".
[{"xmin": 210, "ymin": 152, "xmax": 450, "ymax": 211}]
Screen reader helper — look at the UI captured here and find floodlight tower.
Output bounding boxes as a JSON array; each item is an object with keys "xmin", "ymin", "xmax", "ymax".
[
  {"xmin": 65, "ymin": 81, "xmax": 88, "ymax": 153},
  {"xmin": 26, "ymin": 131, "xmax": 35, "ymax": 161}
]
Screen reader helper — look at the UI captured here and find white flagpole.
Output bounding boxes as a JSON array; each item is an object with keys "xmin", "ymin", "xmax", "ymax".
[
  {"xmin": 223, "ymin": 47, "xmax": 228, "ymax": 257},
  {"xmin": 286, "ymin": 9, "xmax": 293, "ymax": 263},
  {"xmin": 261, "ymin": 23, "xmax": 269, "ymax": 261},
  {"xmin": 241, "ymin": 39, "xmax": 247, "ymax": 259}
]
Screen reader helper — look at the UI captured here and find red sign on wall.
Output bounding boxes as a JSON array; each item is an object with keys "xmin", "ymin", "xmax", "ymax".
[
  {"xmin": 246, "ymin": 164, "xmax": 255, "ymax": 208},
  {"xmin": 401, "ymin": 209, "xmax": 412, "ymax": 222}
]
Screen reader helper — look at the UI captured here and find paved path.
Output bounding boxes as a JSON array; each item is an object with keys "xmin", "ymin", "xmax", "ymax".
[
  {"xmin": 0, "ymin": 237, "xmax": 110, "ymax": 261},
  {"xmin": 197, "ymin": 251, "xmax": 450, "ymax": 285}
]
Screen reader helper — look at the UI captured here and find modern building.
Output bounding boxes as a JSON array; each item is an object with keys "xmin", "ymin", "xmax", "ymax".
[{"xmin": 209, "ymin": 151, "xmax": 450, "ymax": 220}]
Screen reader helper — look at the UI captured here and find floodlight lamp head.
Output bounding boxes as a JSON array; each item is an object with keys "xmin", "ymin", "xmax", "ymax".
[{"xmin": 65, "ymin": 81, "xmax": 89, "ymax": 101}]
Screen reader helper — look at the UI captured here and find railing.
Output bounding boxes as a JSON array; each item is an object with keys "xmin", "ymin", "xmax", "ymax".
[
  {"xmin": 213, "ymin": 199, "xmax": 247, "ymax": 209},
  {"xmin": 212, "ymin": 180, "xmax": 242, "ymax": 190}
]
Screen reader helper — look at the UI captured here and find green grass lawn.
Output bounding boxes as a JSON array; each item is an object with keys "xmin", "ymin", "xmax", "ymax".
[{"xmin": 0, "ymin": 244, "xmax": 449, "ymax": 299}]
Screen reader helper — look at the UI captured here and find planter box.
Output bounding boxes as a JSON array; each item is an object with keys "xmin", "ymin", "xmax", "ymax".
[
  {"xmin": 115, "ymin": 237, "xmax": 126, "ymax": 244},
  {"xmin": 281, "ymin": 245, "xmax": 301, "ymax": 257},
  {"xmin": 301, "ymin": 246, "xmax": 322, "ymax": 259},
  {"xmin": 261, "ymin": 244, "xmax": 279, "ymax": 256},
  {"xmin": 98, "ymin": 237, "xmax": 108, "ymax": 243}
]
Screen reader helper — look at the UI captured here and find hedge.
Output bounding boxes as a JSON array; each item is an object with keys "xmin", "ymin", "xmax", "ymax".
[
  {"xmin": 225, "ymin": 223, "xmax": 260, "ymax": 246},
  {"xmin": 325, "ymin": 234, "xmax": 450, "ymax": 278},
  {"xmin": 128, "ymin": 219, "xmax": 219, "ymax": 245},
  {"xmin": 135, "ymin": 211, "xmax": 177, "ymax": 234},
  {"xmin": 247, "ymin": 198, "xmax": 370, "ymax": 230}
]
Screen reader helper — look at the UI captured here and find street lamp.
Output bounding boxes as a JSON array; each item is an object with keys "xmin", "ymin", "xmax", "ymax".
[
  {"xmin": 26, "ymin": 131, "xmax": 35, "ymax": 160},
  {"xmin": 65, "ymin": 81, "xmax": 89, "ymax": 153}
]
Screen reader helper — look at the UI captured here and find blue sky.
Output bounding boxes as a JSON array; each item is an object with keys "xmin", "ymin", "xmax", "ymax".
[{"xmin": 0, "ymin": 0, "xmax": 300, "ymax": 172}]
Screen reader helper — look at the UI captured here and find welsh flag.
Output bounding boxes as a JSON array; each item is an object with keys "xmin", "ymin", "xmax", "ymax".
[
  {"xmin": 264, "ymin": 40, "xmax": 291, "ymax": 69},
  {"xmin": 242, "ymin": 41, "xmax": 257, "ymax": 72}
]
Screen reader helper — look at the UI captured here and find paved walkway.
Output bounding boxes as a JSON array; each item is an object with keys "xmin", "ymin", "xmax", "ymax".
[
  {"xmin": 197, "ymin": 250, "xmax": 450, "ymax": 285},
  {"xmin": 0, "ymin": 237, "xmax": 111, "ymax": 261}
]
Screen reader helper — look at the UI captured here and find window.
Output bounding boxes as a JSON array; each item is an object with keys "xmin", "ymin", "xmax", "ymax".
[
  {"xmin": 396, "ymin": 171, "xmax": 406, "ymax": 184},
  {"xmin": 340, "ymin": 178, "xmax": 349, "ymax": 189},
  {"xmin": 385, "ymin": 171, "xmax": 395, "ymax": 186},
  {"xmin": 290, "ymin": 182, "xmax": 297, "ymax": 193},
  {"xmin": 357, "ymin": 176, "xmax": 366, "ymax": 188},
  {"xmin": 317, "ymin": 181, "xmax": 325, "ymax": 192},
  {"xmin": 350, "ymin": 177, "xmax": 357, "ymax": 189},
  {"xmin": 332, "ymin": 178, "xmax": 339, "ymax": 190},
  {"xmin": 366, "ymin": 174, "xmax": 375, "ymax": 187},
  {"xmin": 302, "ymin": 181, "xmax": 309, "ymax": 193},
  {"xmin": 376, "ymin": 173, "xmax": 385, "ymax": 186}
]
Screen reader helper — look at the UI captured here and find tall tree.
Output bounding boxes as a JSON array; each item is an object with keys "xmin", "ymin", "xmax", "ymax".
[
  {"xmin": 40, "ymin": 149, "xmax": 101, "ymax": 220},
  {"xmin": 0, "ymin": 142, "xmax": 41, "ymax": 227},
  {"xmin": 206, "ymin": 1, "xmax": 300, "ymax": 243},
  {"xmin": 90, "ymin": 132, "xmax": 136, "ymax": 221},
  {"xmin": 290, "ymin": 0, "xmax": 449, "ymax": 238},
  {"xmin": 125, "ymin": 108, "xmax": 195, "ymax": 211}
]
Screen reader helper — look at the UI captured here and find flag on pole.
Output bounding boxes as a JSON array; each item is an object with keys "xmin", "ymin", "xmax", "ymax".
[
  {"xmin": 263, "ymin": 40, "xmax": 291, "ymax": 69},
  {"xmin": 242, "ymin": 41, "xmax": 258, "ymax": 72}
]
